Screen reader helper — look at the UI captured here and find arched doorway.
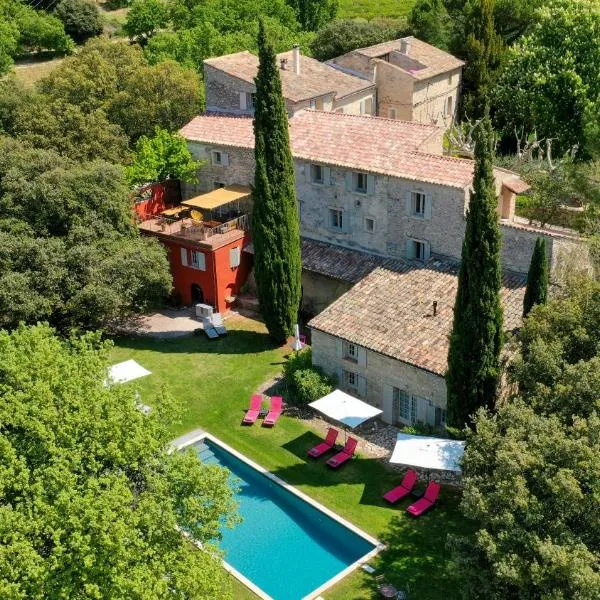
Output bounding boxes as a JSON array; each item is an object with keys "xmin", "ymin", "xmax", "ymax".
[{"xmin": 191, "ymin": 284, "xmax": 204, "ymax": 304}]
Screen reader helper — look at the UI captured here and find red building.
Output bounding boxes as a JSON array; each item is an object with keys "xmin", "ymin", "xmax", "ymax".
[{"xmin": 138, "ymin": 185, "xmax": 253, "ymax": 314}]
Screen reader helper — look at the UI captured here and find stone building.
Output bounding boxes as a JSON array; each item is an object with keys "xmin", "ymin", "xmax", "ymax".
[
  {"xmin": 329, "ymin": 37, "xmax": 464, "ymax": 125},
  {"xmin": 204, "ymin": 46, "xmax": 376, "ymax": 116}
]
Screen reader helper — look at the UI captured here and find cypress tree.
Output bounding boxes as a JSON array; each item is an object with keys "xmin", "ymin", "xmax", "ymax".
[
  {"xmin": 523, "ymin": 237, "xmax": 549, "ymax": 317},
  {"xmin": 251, "ymin": 20, "xmax": 302, "ymax": 343},
  {"xmin": 446, "ymin": 116, "xmax": 504, "ymax": 427}
]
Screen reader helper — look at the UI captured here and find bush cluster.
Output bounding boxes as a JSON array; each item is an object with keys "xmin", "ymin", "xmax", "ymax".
[{"xmin": 283, "ymin": 348, "xmax": 336, "ymax": 404}]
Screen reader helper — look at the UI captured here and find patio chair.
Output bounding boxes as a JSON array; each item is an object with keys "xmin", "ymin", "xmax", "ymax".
[
  {"xmin": 202, "ymin": 316, "xmax": 219, "ymax": 339},
  {"xmin": 383, "ymin": 470, "xmax": 419, "ymax": 504},
  {"xmin": 242, "ymin": 395, "xmax": 262, "ymax": 425},
  {"xmin": 307, "ymin": 427, "xmax": 339, "ymax": 458},
  {"xmin": 263, "ymin": 396, "xmax": 283, "ymax": 427},
  {"xmin": 406, "ymin": 481, "xmax": 441, "ymax": 517},
  {"xmin": 326, "ymin": 436, "xmax": 358, "ymax": 469},
  {"xmin": 212, "ymin": 313, "xmax": 227, "ymax": 336}
]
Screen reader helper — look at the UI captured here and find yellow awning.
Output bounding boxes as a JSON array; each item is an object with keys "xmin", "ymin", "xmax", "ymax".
[{"xmin": 182, "ymin": 185, "xmax": 251, "ymax": 210}]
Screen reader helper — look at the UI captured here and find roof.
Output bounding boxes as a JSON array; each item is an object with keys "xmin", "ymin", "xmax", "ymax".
[
  {"xmin": 502, "ymin": 177, "xmax": 531, "ymax": 195},
  {"xmin": 182, "ymin": 184, "xmax": 251, "ymax": 210},
  {"xmin": 204, "ymin": 50, "xmax": 374, "ymax": 103},
  {"xmin": 181, "ymin": 111, "xmax": 501, "ymax": 189},
  {"xmin": 352, "ymin": 37, "xmax": 465, "ymax": 80},
  {"xmin": 309, "ymin": 259, "xmax": 526, "ymax": 377}
]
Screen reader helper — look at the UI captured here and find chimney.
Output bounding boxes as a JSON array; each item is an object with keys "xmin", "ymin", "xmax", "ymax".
[
  {"xmin": 292, "ymin": 44, "xmax": 300, "ymax": 75},
  {"xmin": 400, "ymin": 38, "xmax": 410, "ymax": 55},
  {"xmin": 433, "ymin": 301, "xmax": 438, "ymax": 317},
  {"xmin": 280, "ymin": 58, "xmax": 288, "ymax": 70}
]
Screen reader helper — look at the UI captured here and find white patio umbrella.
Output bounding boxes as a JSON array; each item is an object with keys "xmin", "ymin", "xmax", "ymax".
[
  {"xmin": 389, "ymin": 433, "xmax": 465, "ymax": 479},
  {"xmin": 309, "ymin": 389, "xmax": 382, "ymax": 442},
  {"xmin": 106, "ymin": 359, "xmax": 151, "ymax": 385},
  {"xmin": 292, "ymin": 323, "xmax": 303, "ymax": 352}
]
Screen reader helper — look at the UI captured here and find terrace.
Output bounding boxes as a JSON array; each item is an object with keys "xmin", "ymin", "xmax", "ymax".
[{"xmin": 138, "ymin": 185, "xmax": 252, "ymax": 249}]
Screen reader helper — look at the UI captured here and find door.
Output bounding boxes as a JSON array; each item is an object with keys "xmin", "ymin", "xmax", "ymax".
[{"xmin": 191, "ymin": 284, "xmax": 204, "ymax": 304}]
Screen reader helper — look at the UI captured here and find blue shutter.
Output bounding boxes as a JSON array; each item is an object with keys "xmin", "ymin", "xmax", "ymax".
[
  {"xmin": 323, "ymin": 166, "xmax": 331, "ymax": 185},
  {"xmin": 424, "ymin": 194, "xmax": 433, "ymax": 219},
  {"xmin": 405, "ymin": 190, "xmax": 413, "ymax": 216},
  {"xmin": 345, "ymin": 172, "xmax": 353, "ymax": 191},
  {"xmin": 366, "ymin": 174, "xmax": 375, "ymax": 195},
  {"xmin": 405, "ymin": 239, "xmax": 415, "ymax": 259}
]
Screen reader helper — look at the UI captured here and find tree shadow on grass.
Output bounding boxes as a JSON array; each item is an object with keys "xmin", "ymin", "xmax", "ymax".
[{"xmin": 110, "ymin": 328, "xmax": 279, "ymax": 356}]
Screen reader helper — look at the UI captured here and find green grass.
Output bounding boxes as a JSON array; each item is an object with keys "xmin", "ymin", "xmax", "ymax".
[
  {"xmin": 110, "ymin": 315, "xmax": 468, "ymax": 599},
  {"xmin": 338, "ymin": 0, "xmax": 416, "ymax": 20}
]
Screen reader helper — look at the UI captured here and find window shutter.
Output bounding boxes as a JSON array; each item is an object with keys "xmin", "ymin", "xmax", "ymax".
[
  {"xmin": 366, "ymin": 174, "xmax": 375, "ymax": 195},
  {"xmin": 335, "ymin": 338, "xmax": 343, "ymax": 359},
  {"xmin": 230, "ymin": 247, "xmax": 241, "ymax": 268},
  {"xmin": 357, "ymin": 346, "xmax": 367, "ymax": 368},
  {"xmin": 423, "ymin": 241, "xmax": 431, "ymax": 262},
  {"xmin": 305, "ymin": 162, "xmax": 311, "ymax": 183},
  {"xmin": 357, "ymin": 375, "xmax": 367, "ymax": 398},
  {"xmin": 336, "ymin": 367, "xmax": 343, "ymax": 386},
  {"xmin": 342, "ymin": 210, "xmax": 350, "ymax": 233},
  {"xmin": 424, "ymin": 194, "xmax": 432, "ymax": 219},
  {"xmin": 405, "ymin": 191, "xmax": 413, "ymax": 216},
  {"xmin": 197, "ymin": 252, "xmax": 206, "ymax": 271},
  {"xmin": 323, "ymin": 166, "xmax": 331, "ymax": 185},
  {"xmin": 180, "ymin": 247, "xmax": 188, "ymax": 266},
  {"xmin": 360, "ymin": 100, "xmax": 365, "ymax": 114},
  {"xmin": 345, "ymin": 172, "xmax": 352, "ymax": 191},
  {"xmin": 382, "ymin": 384, "xmax": 393, "ymax": 423},
  {"xmin": 405, "ymin": 239, "xmax": 415, "ymax": 260},
  {"xmin": 239, "ymin": 92, "xmax": 247, "ymax": 110},
  {"xmin": 221, "ymin": 152, "xmax": 230, "ymax": 167}
]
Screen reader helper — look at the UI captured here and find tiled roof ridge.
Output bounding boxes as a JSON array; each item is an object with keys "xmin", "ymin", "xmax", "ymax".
[
  {"xmin": 204, "ymin": 50, "xmax": 255, "ymax": 64},
  {"xmin": 406, "ymin": 149, "xmax": 477, "ymax": 165},
  {"xmin": 298, "ymin": 108, "xmax": 441, "ymax": 130},
  {"xmin": 500, "ymin": 219, "xmax": 581, "ymax": 240}
]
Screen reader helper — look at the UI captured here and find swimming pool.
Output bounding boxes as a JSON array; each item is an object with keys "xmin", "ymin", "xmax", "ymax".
[{"xmin": 187, "ymin": 435, "xmax": 379, "ymax": 600}]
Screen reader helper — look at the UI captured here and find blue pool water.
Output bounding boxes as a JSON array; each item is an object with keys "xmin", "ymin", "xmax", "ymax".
[{"xmin": 193, "ymin": 438, "xmax": 375, "ymax": 600}]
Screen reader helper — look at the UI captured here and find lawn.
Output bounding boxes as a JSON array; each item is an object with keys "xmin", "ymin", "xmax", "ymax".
[
  {"xmin": 110, "ymin": 315, "xmax": 468, "ymax": 599},
  {"xmin": 338, "ymin": 0, "xmax": 416, "ymax": 20}
]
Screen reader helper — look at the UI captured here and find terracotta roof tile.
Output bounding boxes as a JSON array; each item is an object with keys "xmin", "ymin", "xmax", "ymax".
[
  {"xmin": 309, "ymin": 258, "xmax": 526, "ymax": 376},
  {"xmin": 204, "ymin": 50, "xmax": 374, "ymax": 103}
]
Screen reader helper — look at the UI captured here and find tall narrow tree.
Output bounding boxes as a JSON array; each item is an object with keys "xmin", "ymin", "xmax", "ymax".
[
  {"xmin": 446, "ymin": 116, "xmax": 504, "ymax": 427},
  {"xmin": 251, "ymin": 20, "xmax": 302, "ymax": 343},
  {"xmin": 523, "ymin": 237, "xmax": 549, "ymax": 316}
]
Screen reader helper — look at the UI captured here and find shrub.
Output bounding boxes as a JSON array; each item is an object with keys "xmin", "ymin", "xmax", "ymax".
[
  {"xmin": 283, "ymin": 348, "xmax": 336, "ymax": 404},
  {"xmin": 55, "ymin": 0, "xmax": 103, "ymax": 44}
]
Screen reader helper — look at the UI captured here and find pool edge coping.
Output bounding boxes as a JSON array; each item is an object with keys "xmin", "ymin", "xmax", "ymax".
[{"xmin": 175, "ymin": 430, "xmax": 385, "ymax": 600}]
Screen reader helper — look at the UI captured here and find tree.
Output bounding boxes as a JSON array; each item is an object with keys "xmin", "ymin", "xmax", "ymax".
[
  {"xmin": 55, "ymin": 0, "xmax": 103, "ymax": 44},
  {"xmin": 461, "ymin": 0, "xmax": 504, "ymax": 119},
  {"xmin": 0, "ymin": 137, "xmax": 172, "ymax": 331},
  {"xmin": 124, "ymin": 0, "xmax": 170, "ymax": 43},
  {"xmin": 309, "ymin": 18, "xmax": 407, "ymax": 61},
  {"xmin": 446, "ymin": 116, "xmax": 504, "ymax": 427},
  {"xmin": 126, "ymin": 127, "xmax": 199, "ymax": 186},
  {"xmin": 12, "ymin": 3, "xmax": 74, "ymax": 54},
  {"xmin": 493, "ymin": 0, "xmax": 600, "ymax": 156},
  {"xmin": 287, "ymin": 0, "xmax": 338, "ymax": 32},
  {"xmin": 0, "ymin": 323, "xmax": 238, "ymax": 598},
  {"xmin": 523, "ymin": 237, "xmax": 549, "ymax": 316},
  {"xmin": 251, "ymin": 20, "xmax": 302, "ymax": 343},
  {"xmin": 409, "ymin": 0, "xmax": 451, "ymax": 50},
  {"xmin": 0, "ymin": 16, "xmax": 19, "ymax": 75},
  {"xmin": 449, "ymin": 401, "xmax": 600, "ymax": 598}
]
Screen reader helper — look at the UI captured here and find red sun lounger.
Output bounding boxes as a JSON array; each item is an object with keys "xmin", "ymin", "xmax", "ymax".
[
  {"xmin": 406, "ymin": 481, "xmax": 441, "ymax": 517},
  {"xmin": 307, "ymin": 427, "xmax": 339, "ymax": 458},
  {"xmin": 263, "ymin": 396, "xmax": 283, "ymax": 427},
  {"xmin": 326, "ymin": 436, "xmax": 358, "ymax": 468},
  {"xmin": 383, "ymin": 470, "xmax": 419, "ymax": 504},
  {"xmin": 242, "ymin": 395, "xmax": 262, "ymax": 425}
]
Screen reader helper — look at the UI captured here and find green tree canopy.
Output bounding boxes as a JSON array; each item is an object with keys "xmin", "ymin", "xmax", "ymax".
[
  {"xmin": 493, "ymin": 0, "xmax": 600, "ymax": 156},
  {"xmin": 287, "ymin": 0, "xmax": 338, "ymax": 32},
  {"xmin": 523, "ymin": 237, "xmax": 549, "ymax": 316},
  {"xmin": 0, "ymin": 323, "xmax": 238, "ymax": 598},
  {"xmin": 0, "ymin": 137, "xmax": 171, "ymax": 330},
  {"xmin": 251, "ymin": 20, "xmax": 302, "ymax": 343},
  {"xmin": 55, "ymin": 0, "xmax": 103, "ymax": 44},
  {"xmin": 124, "ymin": 0, "xmax": 170, "ymax": 43},
  {"xmin": 409, "ymin": 0, "xmax": 451, "ymax": 50},
  {"xmin": 126, "ymin": 127, "xmax": 199, "ymax": 186},
  {"xmin": 446, "ymin": 116, "xmax": 504, "ymax": 427}
]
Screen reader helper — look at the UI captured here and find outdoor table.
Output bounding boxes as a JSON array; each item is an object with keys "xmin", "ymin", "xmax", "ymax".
[
  {"xmin": 411, "ymin": 489, "xmax": 425, "ymax": 499},
  {"xmin": 379, "ymin": 583, "xmax": 398, "ymax": 598}
]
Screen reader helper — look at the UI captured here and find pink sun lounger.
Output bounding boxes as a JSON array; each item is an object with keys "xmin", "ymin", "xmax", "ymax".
[
  {"xmin": 326, "ymin": 436, "xmax": 358, "ymax": 468},
  {"xmin": 307, "ymin": 427, "xmax": 339, "ymax": 458},
  {"xmin": 263, "ymin": 396, "xmax": 283, "ymax": 427},
  {"xmin": 406, "ymin": 481, "xmax": 441, "ymax": 517},
  {"xmin": 383, "ymin": 470, "xmax": 419, "ymax": 504},
  {"xmin": 242, "ymin": 395, "xmax": 262, "ymax": 425}
]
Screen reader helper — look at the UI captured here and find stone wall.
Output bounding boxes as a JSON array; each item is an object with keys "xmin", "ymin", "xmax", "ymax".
[
  {"xmin": 374, "ymin": 60, "xmax": 415, "ymax": 120},
  {"xmin": 311, "ymin": 329, "xmax": 447, "ymax": 424},
  {"xmin": 301, "ymin": 271, "xmax": 352, "ymax": 316},
  {"xmin": 412, "ymin": 68, "xmax": 462, "ymax": 126},
  {"xmin": 329, "ymin": 52, "xmax": 376, "ymax": 81},
  {"xmin": 204, "ymin": 65, "xmax": 256, "ymax": 115}
]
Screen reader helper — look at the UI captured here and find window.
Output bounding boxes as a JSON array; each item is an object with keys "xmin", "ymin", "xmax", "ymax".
[
  {"xmin": 343, "ymin": 341, "xmax": 357, "ymax": 361},
  {"xmin": 392, "ymin": 388, "xmax": 416, "ymax": 424},
  {"xmin": 213, "ymin": 181, "xmax": 225, "ymax": 190},
  {"xmin": 229, "ymin": 247, "xmax": 241, "ymax": 268},
  {"xmin": 365, "ymin": 217, "xmax": 375, "ymax": 233},
  {"xmin": 310, "ymin": 98, "xmax": 317, "ymax": 109},
  {"xmin": 446, "ymin": 96, "xmax": 453, "ymax": 117},
  {"xmin": 212, "ymin": 151, "xmax": 222, "ymax": 165},
  {"xmin": 412, "ymin": 191, "xmax": 426, "ymax": 217},
  {"xmin": 315, "ymin": 97, "xmax": 324, "ymax": 111},
  {"xmin": 448, "ymin": 74, "xmax": 453, "ymax": 85},
  {"xmin": 406, "ymin": 238, "xmax": 430, "ymax": 261},
  {"xmin": 355, "ymin": 172, "xmax": 368, "ymax": 193},
  {"xmin": 247, "ymin": 93, "xmax": 256, "ymax": 109},
  {"xmin": 414, "ymin": 240, "xmax": 426, "ymax": 261},
  {"xmin": 180, "ymin": 247, "xmax": 188, "ymax": 266},
  {"xmin": 191, "ymin": 251, "xmax": 206, "ymax": 271},
  {"xmin": 389, "ymin": 108, "xmax": 397, "ymax": 119},
  {"xmin": 345, "ymin": 370, "xmax": 357, "ymax": 389},
  {"xmin": 329, "ymin": 208, "xmax": 343, "ymax": 230},
  {"xmin": 311, "ymin": 164, "xmax": 324, "ymax": 184}
]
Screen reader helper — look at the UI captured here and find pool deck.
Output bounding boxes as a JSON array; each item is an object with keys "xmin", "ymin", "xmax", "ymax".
[{"xmin": 174, "ymin": 429, "xmax": 384, "ymax": 600}]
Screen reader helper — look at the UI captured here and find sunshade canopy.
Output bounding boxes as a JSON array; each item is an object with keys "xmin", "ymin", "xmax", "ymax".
[
  {"xmin": 107, "ymin": 360, "xmax": 151, "ymax": 384},
  {"xmin": 309, "ymin": 389, "xmax": 382, "ymax": 429},
  {"xmin": 389, "ymin": 433, "xmax": 465, "ymax": 473},
  {"xmin": 182, "ymin": 184, "xmax": 251, "ymax": 210}
]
